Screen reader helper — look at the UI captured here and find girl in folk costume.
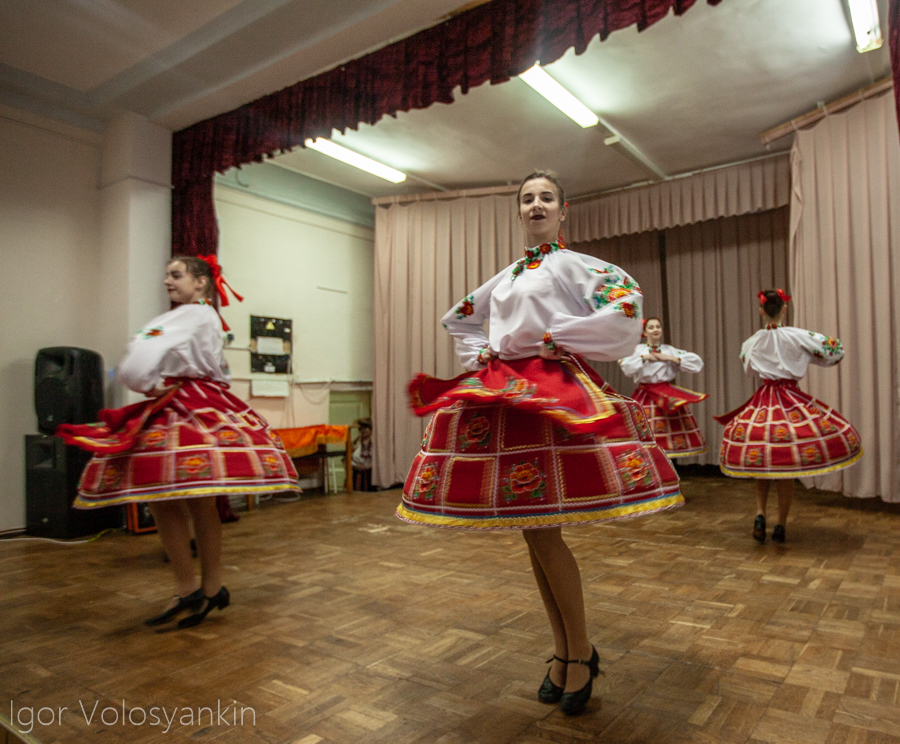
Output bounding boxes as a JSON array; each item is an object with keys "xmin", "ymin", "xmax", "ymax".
[
  {"xmin": 618, "ymin": 317, "xmax": 708, "ymax": 458},
  {"xmin": 398, "ymin": 172, "xmax": 683, "ymax": 716},
  {"xmin": 58, "ymin": 256, "xmax": 299, "ymax": 627},
  {"xmin": 715, "ymin": 289, "xmax": 862, "ymax": 544}
]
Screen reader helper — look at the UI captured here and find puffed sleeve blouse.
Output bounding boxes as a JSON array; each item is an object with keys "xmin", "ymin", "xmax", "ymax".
[
  {"xmin": 618, "ymin": 343, "xmax": 704, "ymax": 383},
  {"xmin": 740, "ymin": 324, "xmax": 844, "ymax": 380},
  {"xmin": 440, "ymin": 242, "xmax": 643, "ymax": 371},
  {"xmin": 116, "ymin": 301, "xmax": 229, "ymax": 393}
]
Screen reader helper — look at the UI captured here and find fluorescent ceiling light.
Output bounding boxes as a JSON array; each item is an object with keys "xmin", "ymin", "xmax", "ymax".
[
  {"xmin": 304, "ymin": 138, "xmax": 406, "ymax": 183},
  {"xmin": 518, "ymin": 64, "xmax": 599, "ymax": 128},
  {"xmin": 847, "ymin": 0, "xmax": 882, "ymax": 53}
]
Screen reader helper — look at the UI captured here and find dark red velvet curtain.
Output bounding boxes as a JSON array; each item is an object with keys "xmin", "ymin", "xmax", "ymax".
[{"xmin": 172, "ymin": 0, "xmax": 722, "ymax": 257}]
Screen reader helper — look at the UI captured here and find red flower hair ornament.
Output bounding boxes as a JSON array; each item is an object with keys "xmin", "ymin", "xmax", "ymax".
[{"xmin": 757, "ymin": 289, "xmax": 791, "ymax": 305}]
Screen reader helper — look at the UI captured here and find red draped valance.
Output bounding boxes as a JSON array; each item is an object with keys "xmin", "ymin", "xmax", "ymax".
[{"xmin": 172, "ymin": 0, "xmax": 722, "ymax": 257}]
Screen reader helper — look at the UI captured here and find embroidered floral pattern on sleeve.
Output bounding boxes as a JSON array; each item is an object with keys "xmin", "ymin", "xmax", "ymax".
[
  {"xmin": 813, "ymin": 335, "xmax": 842, "ymax": 358},
  {"xmin": 619, "ymin": 301, "xmax": 640, "ymax": 319},
  {"xmin": 455, "ymin": 295, "xmax": 475, "ymax": 319},
  {"xmin": 140, "ymin": 326, "xmax": 165, "ymax": 339},
  {"xmin": 591, "ymin": 276, "xmax": 641, "ymax": 310},
  {"xmin": 542, "ymin": 332, "xmax": 557, "ymax": 351}
]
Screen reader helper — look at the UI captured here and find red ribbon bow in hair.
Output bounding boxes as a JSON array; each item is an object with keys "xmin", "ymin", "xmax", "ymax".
[
  {"xmin": 197, "ymin": 255, "xmax": 244, "ymax": 332},
  {"xmin": 757, "ymin": 289, "xmax": 792, "ymax": 305},
  {"xmin": 198, "ymin": 255, "xmax": 244, "ymax": 307}
]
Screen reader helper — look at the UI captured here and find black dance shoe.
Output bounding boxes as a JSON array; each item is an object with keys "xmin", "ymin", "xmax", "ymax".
[
  {"xmin": 772, "ymin": 524, "xmax": 786, "ymax": 544},
  {"xmin": 144, "ymin": 589, "xmax": 203, "ymax": 626},
  {"xmin": 559, "ymin": 646, "xmax": 601, "ymax": 716},
  {"xmin": 177, "ymin": 587, "xmax": 230, "ymax": 628},
  {"xmin": 752, "ymin": 515, "xmax": 766, "ymax": 543},
  {"xmin": 538, "ymin": 655, "xmax": 568, "ymax": 703}
]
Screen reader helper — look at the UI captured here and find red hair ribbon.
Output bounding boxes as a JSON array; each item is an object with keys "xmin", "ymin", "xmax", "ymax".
[
  {"xmin": 198, "ymin": 255, "xmax": 244, "ymax": 307},
  {"xmin": 758, "ymin": 289, "xmax": 791, "ymax": 305}
]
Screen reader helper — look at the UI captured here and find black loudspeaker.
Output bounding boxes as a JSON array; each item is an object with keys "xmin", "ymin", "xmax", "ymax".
[
  {"xmin": 34, "ymin": 347, "xmax": 104, "ymax": 435},
  {"xmin": 25, "ymin": 435, "xmax": 123, "ymax": 539}
]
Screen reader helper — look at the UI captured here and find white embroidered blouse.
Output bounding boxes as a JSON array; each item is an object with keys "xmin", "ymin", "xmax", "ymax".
[
  {"xmin": 441, "ymin": 242, "xmax": 643, "ymax": 371},
  {"xmin": 116, "ymin": 302, "xmax": 228, "ymax": 393},
  {"xmin": 740, "ymin": 324, "xmax": 844, "ymax": 380},
  {"xmin": 618, "ymin": 343, "xmax": 704, "ymax": 384}
]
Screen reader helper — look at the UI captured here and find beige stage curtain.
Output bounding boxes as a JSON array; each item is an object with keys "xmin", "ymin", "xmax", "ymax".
[
  {"xmin": 790, "ymin": 93, "xmax": 900, "ymax": 502},
  {"xmin": 571, "ymin": 231, "xmax": 663, "ymax": 395},
  {"xmin": 567, "ymin": 154, "xmax": 791, "ymax": 242},
  {"xmin": 665, "ymin": 209, "xmax": 790, "ymax": 466},
  {"xmin": 373, "ymin": 195, "xmax": 521, "ymax": 487}
]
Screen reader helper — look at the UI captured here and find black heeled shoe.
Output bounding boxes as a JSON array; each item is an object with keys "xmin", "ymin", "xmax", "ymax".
[
  {"xmin": 772, "ymin": 524, "xmax": 786, "ymax": 544},
  {"xmin": 177, "ymin": 587, "xmax": 230, "ymax": 628},
  {"xmin": 559, "ymin": 646, "xmax": 601, "ymax": 716},
  {"xmin": 538, "ymin": 654, "xmax": 568, "ymax": 703},
  {"xmin": 752, "ymin": 514, "xmax": 766, "ymax": 543},
  {"xmin": 144, "ymin": 589, "xmax": 203, "ymax": 626}
]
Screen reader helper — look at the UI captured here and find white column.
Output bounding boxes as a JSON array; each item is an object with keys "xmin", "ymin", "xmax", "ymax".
[{"xmin": 98, "ymin": 113, "xmax": 172, "ymax": 405}]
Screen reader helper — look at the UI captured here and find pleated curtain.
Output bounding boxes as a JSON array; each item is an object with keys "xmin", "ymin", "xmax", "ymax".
[
  {"xmin": 790, "ymin": 93, "xmax": 900, "ymax": 502},
  {"xmin": 373, "ymin": 196, "xmax": 521, "ymax": 487},
  {"xmin": 664, "ymin": 209, "xmax": 790, "ymax": 466}
]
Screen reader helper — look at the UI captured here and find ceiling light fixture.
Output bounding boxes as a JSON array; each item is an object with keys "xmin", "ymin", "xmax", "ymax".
[
  {"xmin": 847, "ymin": 0, "xmax": 882, "ymax": 53},
  {"xmin": 304, "ymin": 138, "xmax": 406, "ymax": 183},
  {"xmin": 518, "ymin": 64, "xmax": 599, "ymax": 128}
]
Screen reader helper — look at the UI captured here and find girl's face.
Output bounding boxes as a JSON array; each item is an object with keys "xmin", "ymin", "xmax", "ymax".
[
  {"xmin": 518, "ymin": 177, "xmax": 565, "ymax": 244},
  {"xmin": 165, "ymin": 261, "xmax": 207, "ymax": 305},
  {"xmin": 644, "ymin": 319, "xmax": 663, "ymax": 344}
]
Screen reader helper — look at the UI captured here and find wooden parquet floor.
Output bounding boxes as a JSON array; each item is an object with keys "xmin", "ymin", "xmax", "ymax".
[{"xmin": 4, "ymin": 470, "xmax": 900, "ymax": 744}]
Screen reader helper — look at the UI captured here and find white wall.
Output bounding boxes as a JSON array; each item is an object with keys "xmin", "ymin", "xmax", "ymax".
[
  {"xmin": 215, "ymin": 186, "xmax": 375, "ymax": 427},
  {"xmin": 0, "ymin": 107, "xmax": 103, "ymax": 532}
]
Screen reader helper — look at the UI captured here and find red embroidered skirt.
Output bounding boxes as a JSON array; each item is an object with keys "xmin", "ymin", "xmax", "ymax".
[
  {"xmin": 56, "ymin": 379, "xmax": 299, "ymax": 507},
  {"xmin": 632, "ymin": 382, "xmax": 708, "ymax": 457},
  {"xmin": 398, "ymin": 357, "xmax": 683, "ymax": 531},
  {"xmin": 714, "ymin": 379, "xmax": 862, "ymax": 478}
]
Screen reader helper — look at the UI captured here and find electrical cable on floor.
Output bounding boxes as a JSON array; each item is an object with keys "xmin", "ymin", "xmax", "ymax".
[{"xmin": 0, "ymin": 527, "xmax": 123, "ymax": 544}]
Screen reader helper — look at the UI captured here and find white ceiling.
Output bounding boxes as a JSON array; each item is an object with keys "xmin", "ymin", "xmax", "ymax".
[{"xmin": 1, "ymin": 0, "xmax": 891, "ymax": 199}]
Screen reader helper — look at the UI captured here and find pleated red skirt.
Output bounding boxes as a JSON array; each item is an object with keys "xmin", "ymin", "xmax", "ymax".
[
  {"xmin": 398, "ymin": 356, "xmax": 683, "ymax": 531},
  {"xmin": 715, "ymin": 379, "xmax": 862, "ymax": 478},
  {"xmin": 57, "ymin": 378, "xmax": 299, "ymax": 507},
  {"xmin": 632, "ymin": 382, "xmax": 708, "ymax": 457}
]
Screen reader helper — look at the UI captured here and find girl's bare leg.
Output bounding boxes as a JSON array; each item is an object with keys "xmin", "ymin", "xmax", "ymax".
[
  {"xmin": 776, "ymin": 479, "xmax": 794, "ymax": 526},
  {"xmin": 525, "ymin": 537, "xmax": 567, "ymax": 688},
  {"xmin": 755, "ymin": 480, "xmax": 769, "ymax": 517},
  {"xmin": 524, "ymin": 528, "xmax": 593, "ymax": 693},
  {"xmin": 185, "ymin": 496, "xmax": 222, "ymax": 596},
  {"xmin": 148, "ymin": 500, "xmax": 199, "ymax": 603}
]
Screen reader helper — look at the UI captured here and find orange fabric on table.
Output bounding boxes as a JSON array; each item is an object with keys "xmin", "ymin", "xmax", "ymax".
[{"xmin": 275, "ymin": 425, "xmax": 349, "ymax": 458}]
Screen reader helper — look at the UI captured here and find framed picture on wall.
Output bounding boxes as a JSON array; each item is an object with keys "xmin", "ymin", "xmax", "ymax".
[{"xmin": 250, "ymin": 315, "xmax": 292, "ymax": 374}]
